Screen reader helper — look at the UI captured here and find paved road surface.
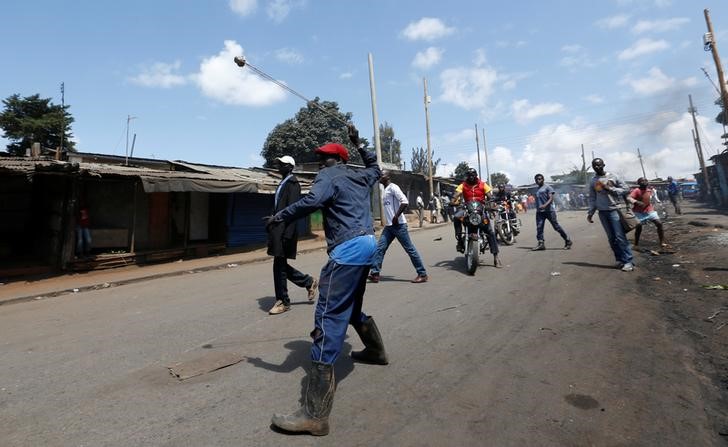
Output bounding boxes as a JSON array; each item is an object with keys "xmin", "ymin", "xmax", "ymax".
[{"xmin": 0, "ymin": 211, "xmax": 718, "ymax": 446}]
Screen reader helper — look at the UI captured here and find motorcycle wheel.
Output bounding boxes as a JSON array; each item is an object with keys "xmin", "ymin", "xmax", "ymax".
[
  {"xmin": 465, "ymin": 237, "xmax": 479, "ymax": 275},
  {"xmin": 497, "ymin": 223, "xmax": 515, "ymax": 245}
]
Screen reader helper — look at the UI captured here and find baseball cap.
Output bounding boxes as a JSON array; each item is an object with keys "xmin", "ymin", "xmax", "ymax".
[
  {"xmin": 315, "ymin": 143, "xmax": 349, "ymax": 162},
  {"xmin": 275, "ymin": 155, "xmax": 295, "ymax": 166}
]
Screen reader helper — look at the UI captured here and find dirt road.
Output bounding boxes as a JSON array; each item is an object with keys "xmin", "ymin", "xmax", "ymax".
[{"xmin": 0, "ymin": 204, "xmax": 726, "ymax": 446}]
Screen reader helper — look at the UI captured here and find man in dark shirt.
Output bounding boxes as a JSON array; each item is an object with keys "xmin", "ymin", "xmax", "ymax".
[{"xmin": 532, "ymin": 174, "xmax": 572, "ymax": 251}]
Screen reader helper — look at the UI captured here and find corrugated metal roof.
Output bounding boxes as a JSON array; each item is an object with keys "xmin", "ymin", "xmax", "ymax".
[{"xmin": 0, "ymin": 156, "xmax": 311, "ymax": 194}]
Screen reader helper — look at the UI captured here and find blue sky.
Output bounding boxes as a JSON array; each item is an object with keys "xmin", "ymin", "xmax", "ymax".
[{"xmin": 2, "ymin": 0, "xmax": 728, "ymax": 185}]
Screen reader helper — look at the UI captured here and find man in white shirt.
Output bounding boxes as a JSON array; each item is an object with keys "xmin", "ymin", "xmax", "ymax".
[{"xmin": 368, "ymin": 170, "xmax": 429, "ymax": 283}]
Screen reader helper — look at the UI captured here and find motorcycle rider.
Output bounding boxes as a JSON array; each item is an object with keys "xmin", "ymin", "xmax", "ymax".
[
  {"xmin": 452, "ymin": 168, "xmax": 502, "ymax": 268},
  {"xmin": 493, "ymin": 183, "xmax": 517, "ymax": 221}
]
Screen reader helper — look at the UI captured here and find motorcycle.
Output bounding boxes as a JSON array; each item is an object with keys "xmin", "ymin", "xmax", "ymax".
[
  {"xmin": 458, "ymin": 200, "xmax": 490, "ymax": 275},
  {"xmin": 494, "ymin": 201, "xmax": 520, "ymax": 245}
]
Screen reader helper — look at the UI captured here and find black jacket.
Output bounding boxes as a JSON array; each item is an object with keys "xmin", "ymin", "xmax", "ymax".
[{"xmin": 267, "ymin": 175, "xmax": 301, "ymax": 259}]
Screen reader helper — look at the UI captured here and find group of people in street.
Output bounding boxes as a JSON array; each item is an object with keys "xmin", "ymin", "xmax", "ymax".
[{"xmin": 259, "ymin": 126, "xmax": 681, "ymax": 436}]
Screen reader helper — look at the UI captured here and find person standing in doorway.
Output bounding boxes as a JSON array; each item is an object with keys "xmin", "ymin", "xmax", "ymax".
[
  {"xmin": 532, "ymin": 174, "xmax": 572, "ymax": 251},
  {"xmin": 368, "ymin": 170, "xmax": 429, "ymax": 284},
  {"xmin": 76, "ymin": 204, "xmax": 92, "ymax": 258},
  {"xmin": 587, "ymin": 158, "xmax": 635, "ymax": 272},
  {"xmin": 266, "ymin": 155, "xmax": 318, "ymax": 315}
]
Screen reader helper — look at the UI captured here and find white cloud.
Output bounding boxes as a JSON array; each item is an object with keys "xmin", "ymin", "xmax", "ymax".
[
  {"xmin": 412, "ymin": 47, "xmax": 443, "ymax": 70},
  {"xmin": 339, "ymin": 72, "xmax": 353, "ymax": 79},
  {"xmin": 229, "ymin": 0, "xmax": 257, "ymax": 17},
  {"xmin": 561, "ymin": 44, "xmax": 583, "ymax": 53},
  {"xmin": 439, "ymin": 67, "xmax": 498, "ymax": 110},
  {"xmin": 620, "ymin": 66, "xmax": 695, "ymax": 96},
  {"xmin": 401, "ymin": 17, "xmax": 454, "ymax": 42},
  {"xmin": 128, "ymin": 61, "xmax": 188, "ymax": 88},
  {"xmin": 512, "ymin": 99, "xmax": 565, "ymax": 124},
  {"xmin": 596, "ymin": 14, "xmax": 630, "ymax": 29},
  {"xmin": 274, "ymin": 48, "xmax": 304, "ymax": 64},
  {"xmin": 266, "ymin": 0, "xmax": 303, "ymax": 23},
  {"xmin": 584, "ymin": 94, "xmax": 605, "ymax": 104},
  {"xmin": 193, "ymin": 40, "xmax": 287, "ymax": 106},
  {"xmin": 473, "ymin": 48, "xmax": 487, "ymax": 67},
  {"xmin": 500, "ymin": 72, "xmax": 532, "ymax": 90},
  {"xmin": 632, "ymin": 17, "xmax": 689, "ymax": 34},
  {"xmin": 495, "ymin": 40, "xmax": 527, "ymax": 48},
  {"xmin": 618, "ymin": 38, "xmax": 670, "ymax": 60}
]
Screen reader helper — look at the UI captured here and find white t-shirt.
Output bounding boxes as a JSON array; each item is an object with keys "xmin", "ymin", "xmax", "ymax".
[{"xmin": 382, "ymin": 182, "xmax": 409, "ymax": 226}]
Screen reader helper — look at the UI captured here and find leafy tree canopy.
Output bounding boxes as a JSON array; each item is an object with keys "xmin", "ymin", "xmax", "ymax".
[
  {"xmin": 453, "ymin": 161, "xmax": 470, "ymax": 181},
  {"xmin": 410, "ymin": 146, "xmax": 440, "ymax": 176},
  {"xmin": 260, "ymin": 98, "xmax": 369, "ymax": 167},
  {"xmin": 489, "ymin": 172, "xmax": 509, "ymax": 186},
  {"xmin": 0, "ymin": 94, "xmax": 76, "ymax": 156},
  {"xmin": 379, "ymin": 121, "xmax": 401, "ymax": 165}
]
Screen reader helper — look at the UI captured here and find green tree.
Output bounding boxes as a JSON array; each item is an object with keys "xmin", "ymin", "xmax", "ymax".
[
  {"xmin": 0, "ymin": 94, "xmax": 76, "ymax": 156},
  {"xmin": 550, "ymin": 165, "xmax": 591, "ymax": 184},
  {"xmin": 453, "ymin": 161, "xmax": 470, "ymax": 181},
  {"xmin": 410, "ymin": 147, "xmax": 440, "ymax": 175},
  {"xmin": 379, "ymin": 121, "xmax": 401, "ymax": 165},
  {"xmin": 260, "ymin": 98, "xmax": 368, "ymax": 167},
  {"xmin": 489, "ymin": 172, "xmax": 509, "ymax": 186}
]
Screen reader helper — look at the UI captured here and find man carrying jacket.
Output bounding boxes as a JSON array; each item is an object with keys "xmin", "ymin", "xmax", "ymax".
[{"xmin": 265, "ymin": 124, "xmax": 387, "ymax": 436}]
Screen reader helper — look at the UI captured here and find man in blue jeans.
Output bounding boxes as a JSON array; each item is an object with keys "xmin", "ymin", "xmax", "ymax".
[
  {"xmin": 532, "ymin": 173, "xmax": 572, "ymax": 251},
  {"xmin": 587, "ymin": 158, "xmax": 635, "ymax": 272},
  {"xmin": 264, "ymin": 124, "xmax": 388, "ymax": 436},
  {"xmin": 368, "ymin": 169, "xmax": 428, "ymax": 283}
]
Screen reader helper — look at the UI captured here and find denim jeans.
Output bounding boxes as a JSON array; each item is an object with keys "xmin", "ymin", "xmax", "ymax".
[
  {"xmin": 597, "ymin": 210, "xmax": 634, "ymax": 265},
  {"xmin": 370, "ymin": 223, "xmax": 427, "ymax": 276},
  {"xmin": 273, "ymin": 257, "xmax": 313, "ymax": 305},
  {"xmin": 535, "ymin": 210, "xmax": 569, "ymax": 242},
  {"xmin": 75, "ymin": 227, "xmax": 92, "ymax": 255},
  {"xmin": 311, "ymin": 259, "xmax": 370, "ymax": 365}
]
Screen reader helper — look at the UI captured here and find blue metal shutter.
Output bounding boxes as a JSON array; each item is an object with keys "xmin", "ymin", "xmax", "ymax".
[{"xmin": 227, "ymin": 193, "xmax": 272, "ymax": 248}]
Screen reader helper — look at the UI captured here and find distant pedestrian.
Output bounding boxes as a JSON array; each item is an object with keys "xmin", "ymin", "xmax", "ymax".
[
  {"xmin": 629, "ymin": 177, "xmax": 667, "ymax": 248},
  {"xmin": 75, "ymin": 205, "xmax": 92, "ymax": 257},
  {"xmin": 520, "ymin": 193, "xmax": 528, "ymax": 213},
  {"xmin": 532, "ymin": 174, "xmax": 572, "ymax": 251},
  {"xmin": 416, "ymin": 193, "xmax": 425, "ymax": 223},
  {"xmin": 667, "ymin": 176, "xmax": 682, "ymax": 215},
  {"xmin": 587, "ymin": 158, "xmax": 634, "ymax": 272},
  {"xmin": 266, "ymin": 155, "xmax": 318, "ymax": 315},
  {"xmin": 368, "ymin": 170, "xmax": 428, "ymax": 284}
]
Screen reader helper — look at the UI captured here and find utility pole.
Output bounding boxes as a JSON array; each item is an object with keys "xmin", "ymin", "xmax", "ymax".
[
  {"xmin": 580, "ymin": 144, "xmax": 587, "ymax": 183},
  {"xmin": 688, "ymin": 94, "xmax": 711, "ymax": 197},
  {"xmin": 423, "ymin": 77, "xmax": 434, "ymax": 199},
  {"xmin": 474, "ymin": 124, "xmax": 482, "ymax": 179},
  {"xmin": 59, "ymin": 82, "xmax": 65, "ymax": 161},
  {"xmin": 704, "ymin": 9, "xmax": 728, "ymax": 119},
  {"xmin": 125, "ymin": 115, "xmax": 137, "ymax": 166},
  {"xmin": 636, "ymin": 147, "xmax": 647, "ymax": 179},
  {"xmin": 368, "ymin": 53, "xmax": 385, "ymax": 225},
  {"xmin": 481, "ymin": 128, "xmax": 490, "ymax": 184}
]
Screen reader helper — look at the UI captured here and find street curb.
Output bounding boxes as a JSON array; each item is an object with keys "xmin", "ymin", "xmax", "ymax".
[{"xmin": 0, "ymin": 224, "xmax": 449, "ymax": 307}]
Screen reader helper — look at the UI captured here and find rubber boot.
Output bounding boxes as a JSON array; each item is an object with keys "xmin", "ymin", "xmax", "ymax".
[
  {"xmin": 271, "ymin": 361, "xmax": 335, "ymax": 436},
  {"xmin": 350, "ymin": 316, "xmax": 389, "ymax": 365}
]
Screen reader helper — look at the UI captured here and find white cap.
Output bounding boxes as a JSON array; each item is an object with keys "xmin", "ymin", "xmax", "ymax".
[{"xmin": 275, "ymin": 155, "xmax": 295, "ymax": 167}]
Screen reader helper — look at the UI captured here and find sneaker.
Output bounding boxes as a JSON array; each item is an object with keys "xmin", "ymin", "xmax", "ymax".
[
  {"xmin": 268, "ymin": 300, "xmax": 290, "ymax": 315},
  {"xmin": 564, "ymin": 239, "xmax": 573, "ymax": 250},
  {"xmin": 411, "ymin": 274, "xmax": 428, "ymax": 283},
  {"xmin": 615, "ymin": 262, "xmax": 624, "ymax": 269},
  {"xmin": 368, "ymin": 273, "xmax": 380, "ymax": 283},
  {"xmin": 532, "ymin": 242, "xmax": 546, "ymax": 251},
  {"xmin": 307, "ymin": 278, "xmax": 318, "ymax": 302},
  {"xmin": 621, "ymin": 263, "xmax": 635, "ymax": 272}
]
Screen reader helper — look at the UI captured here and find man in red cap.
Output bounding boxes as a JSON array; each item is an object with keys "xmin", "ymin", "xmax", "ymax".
[{"xmin": 262, "ymin": 124, "xmax": 387, "ymax": 436}]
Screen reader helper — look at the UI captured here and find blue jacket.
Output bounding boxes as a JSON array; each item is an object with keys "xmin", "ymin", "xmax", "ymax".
[{"xmin": 274, "ymin": 147, "xmax": 381, "ymax": 252}]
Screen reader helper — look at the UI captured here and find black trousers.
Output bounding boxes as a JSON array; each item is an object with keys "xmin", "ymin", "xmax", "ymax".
[{"xmin": 273, "ymin": 256, "xmax": 313, "ymax": 304}]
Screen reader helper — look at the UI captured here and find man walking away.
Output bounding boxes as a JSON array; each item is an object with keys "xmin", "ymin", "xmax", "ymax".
[
  {"xmin": 266, "ymin": 156, "xmax": 318, "ymax": 315},
  {"xmin": 587, "ymin": 158, "xmax": 635, "ymax": 272},
  {"xmin": 667, "ymin": 176, "xmax": 682, "ymax": 215},
  {"xmin": 265, "ymin": 124, "xmax": 387, "ymax": 436},
  {"xmin": 368, "ymin": 170, "xmax": 428, "ymax": 284},
  {"xmin": 532, "ymin": 174, "xmax": 572, "ymax": 251}
]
